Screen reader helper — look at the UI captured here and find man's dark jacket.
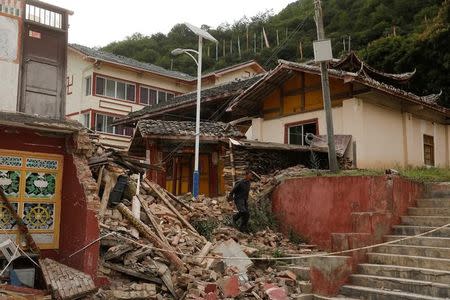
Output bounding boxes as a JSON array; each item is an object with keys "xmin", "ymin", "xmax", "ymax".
[{"xmin": 229, "ymin": 179, "xmax": 251, "ymax": 212}]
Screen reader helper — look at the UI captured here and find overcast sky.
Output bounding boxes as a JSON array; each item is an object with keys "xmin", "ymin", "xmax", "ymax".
[{"xmin": 45, "ymin": 0, "xmax": 296, "ymax": 47}]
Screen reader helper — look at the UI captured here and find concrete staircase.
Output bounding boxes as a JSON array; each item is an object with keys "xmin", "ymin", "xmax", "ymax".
[{"xmin": 340, "ymin": 183, "xmax": 450, "ymax": 299}]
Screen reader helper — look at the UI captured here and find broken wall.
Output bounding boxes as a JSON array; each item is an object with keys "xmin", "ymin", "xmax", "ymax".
[{"xmin": 0, "ymin": 126, "xmax": 101, "ymax": 282}]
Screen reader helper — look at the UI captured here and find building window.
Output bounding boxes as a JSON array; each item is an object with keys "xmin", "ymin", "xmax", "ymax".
[
  {"xmin": 424, "ymin": 135, "xmax": 435, "ymax": 166},
  {"xmin": 95, "ymin": 76, "xmax": 136, "ymax": 102},
  {"xmin": 84, "ymin": 76, "xmax": 92, "ymax": 96},
  {"xmin": 94, "ymin": 113, "xmax": 133, "ymax": 136},
  {"xmin": 81, "ymin": 113, "xmax": 90, "ymax": 128},
  {"xmin": 139, "ymin": 86, "xmax": 174, "ymax": 106},
  {"xmin": 286, "ymin": 120, "xmax": 318, "ymax": 146}
]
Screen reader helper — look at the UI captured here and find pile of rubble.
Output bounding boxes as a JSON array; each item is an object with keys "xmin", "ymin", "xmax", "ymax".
[{"xmin": 88, "ymin": 154, "xmax": 318, "ymax": 299}]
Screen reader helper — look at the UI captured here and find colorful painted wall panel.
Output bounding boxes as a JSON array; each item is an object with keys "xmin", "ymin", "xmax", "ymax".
[{"xmin": 0, "ymin": 150, "xmax": 63, "ymax": 250}]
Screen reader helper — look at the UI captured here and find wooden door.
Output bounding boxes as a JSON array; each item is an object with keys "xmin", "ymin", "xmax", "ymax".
[{"xmin": 20, "ymin": 23, "xmax": 66, "ymax": 118}]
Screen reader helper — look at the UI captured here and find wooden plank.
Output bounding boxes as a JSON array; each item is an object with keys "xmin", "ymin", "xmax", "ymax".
[
  {"xmin": 102, "ymin": 261, "xmax": 162, "ymax": 284},
  {"xmin": 0, "ymin": 187, "xmax": 39, "ymax": 253},
  {"xmin": 96, "ymin": 165, "xmax": 105, "ymax": 195},
  {"xmin": 195, "ymin": 242, "xmax": 213, "ymax": 265},
  {"xmin": 144, "ymin": 179, "xmax": 199, "ymax": 235},
  {"xmin": 99, "ymin": 170, "xmax": 117, "ymax": 220},
  {"xmin": 103, "ymin": 244, "xmax": 134, "ymax": 261},
  {"xmin": 138, "ymin": 195, "xmax": 171, "ymax": 247},
  {"xmin": 116, "ymin": 203, "xmax": 184, "ymax": 269}
]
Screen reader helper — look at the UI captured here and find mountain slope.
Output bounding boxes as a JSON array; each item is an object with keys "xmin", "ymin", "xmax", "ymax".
[{"xmin": 102, "ymin": 0, "xmax": 449, "ymax": 107}]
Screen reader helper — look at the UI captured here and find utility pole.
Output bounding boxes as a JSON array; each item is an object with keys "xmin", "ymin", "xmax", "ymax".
[{"xmin": 313, "ymin": 0, "xmax": 339, "ymax": 172}]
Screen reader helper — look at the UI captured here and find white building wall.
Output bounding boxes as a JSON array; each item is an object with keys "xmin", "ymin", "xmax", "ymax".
[
  {"xmin": 248, "ymin": 96, "xmax": 450, "ymax": 169},
  {"xmin": 0, "ymin": 15, "xmax": 20, "ymax": 112}
]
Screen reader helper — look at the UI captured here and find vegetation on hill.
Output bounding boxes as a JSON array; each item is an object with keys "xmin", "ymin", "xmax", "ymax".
[{"xmin": 102, "ymin": 0, "xmax": 450, "ymax": 106}]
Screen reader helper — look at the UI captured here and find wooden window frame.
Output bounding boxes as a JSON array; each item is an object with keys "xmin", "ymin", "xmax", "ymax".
[
  {"xmin": 284, "ymin": 118, "xmax": 319, "ymax": 145},
  {"xmin": 423, "ymin": 134, "xmax": 435, "ymax": 166}
]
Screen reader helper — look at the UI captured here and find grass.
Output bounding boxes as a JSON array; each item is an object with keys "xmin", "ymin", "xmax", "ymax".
[
  {"xmin": 399, "ymin": 167, "xmax": 450, "ymax": 182},
  {"xmin": 286, "ymin": 167, "xmax": 450, "ymax": 182},
  {"xmin": 191, "ymin": 218, "xmax": 221, "ymax": 241}
]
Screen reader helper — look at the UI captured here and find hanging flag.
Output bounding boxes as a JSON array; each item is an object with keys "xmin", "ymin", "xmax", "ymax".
[{"xmin": 263, "ymin": 27, "xmax": 270, "ymax": 48}]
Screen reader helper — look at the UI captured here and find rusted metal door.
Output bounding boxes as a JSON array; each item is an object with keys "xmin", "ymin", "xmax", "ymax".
[{"xmin": 21, "ymin": 24, "xmax": 65, "ymax": 118}]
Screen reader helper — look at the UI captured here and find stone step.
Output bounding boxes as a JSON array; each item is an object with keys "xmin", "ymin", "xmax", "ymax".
[
  {"xmin": 289, "ymin": 253, "xmax": 327, "ymax": 266},
  {"xmin": 385, "ymin": 235, "xmax": 450, "ymax": 248},
  {"xmin": 350, "ymin": 274, "xmax": 450, "ymax": 298},
  {"xmin": 358, "ymin": 263, "xmax": 450, "ymax": 285},
  {"xmin": 341, "ymin": 285, "xmax": 443, "ymax": 300},
  {"xmin": 392, "ymin": 225, "xmax": 450, "ymax": 237},
  {"xmin": 373, "ymin": 244, "xmax": 450, "ymax": 259},
  {"xmin": 277, "ymin": 265, "xmax": 310, "ymax": 281},
  {"xmin": 408, "ymin": 207, "xmax": 450, "ymax": 216},
  {"xmin": 401, "ymin": 216, "xmax": 450, "ymax": 227},
  {"xmin": 367, "ymin": 253, "xmax": 450, "ymax": 271},
  {"xmin": 417, "ymin": 198, "xmax": 450, "ymax": 208},
  {"xmin": 424, "ymin": 183, "xmax": 450, "ymax": 198}
]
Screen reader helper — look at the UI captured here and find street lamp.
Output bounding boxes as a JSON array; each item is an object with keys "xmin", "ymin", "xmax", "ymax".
[{"xmin": 171, "ymin": 23, "xmax": 218, "ymax": 199}]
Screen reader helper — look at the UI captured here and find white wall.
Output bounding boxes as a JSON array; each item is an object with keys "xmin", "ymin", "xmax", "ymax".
[
  {"xmin": 0, "ymin": 15, "xmax": 19, "ymax": 112},
  {"xmin": 248, "ymin": 96, "xmax": 450, "ymax": 169},
  {"xmin": 257, "ymin": 107, "xmax": 344, "ymax": 144}
]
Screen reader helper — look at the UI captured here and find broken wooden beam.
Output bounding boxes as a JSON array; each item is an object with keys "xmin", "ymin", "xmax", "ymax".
[
  {"xmin": 99, "ymin": 170, "xmax": 118, "ymax": 220},
  {"xmin": 102, "ymin": 261, "xmax": 162, "ymax": 285},
  {"xmin": 138, "ymin": 195, "xmax": 171, "ymax": 247},
  {"xmin": 103, "ymin": 244, "xmax": 134, "ymax": 261},
  {"xmin": 144, "ymin": 179, "xmax": 199, "ymax": 236},
  {"xmin": 116, "ymin": 203, "xmax": 184, "ymax": 269}
]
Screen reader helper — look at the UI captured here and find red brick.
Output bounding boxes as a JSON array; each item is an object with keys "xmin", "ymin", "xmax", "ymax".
[
  {"xmin": 220, "ymin": 275, "xmax": 240, "ymax": 298},
  {"xmin": 205, "ymin": 283, "xmax": 217, "ymax": 294},
  {"xmin": 265, "ymin": 286, "xmax": 288, "ymax": 300}
]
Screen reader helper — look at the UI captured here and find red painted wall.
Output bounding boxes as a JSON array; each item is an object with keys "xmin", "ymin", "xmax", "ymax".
[
  {"xmin": 272, "ymin": 176, "xmax": 423, "ymax": 251},
  {"xmin": 0, "ymin": 126, "xmax": 100, "ymax": 281}
]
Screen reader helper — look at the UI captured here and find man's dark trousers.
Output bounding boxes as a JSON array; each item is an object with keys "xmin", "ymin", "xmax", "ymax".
[{"xmin": 233, "ymin": 198, "xmax": 249, "ymax": 232}]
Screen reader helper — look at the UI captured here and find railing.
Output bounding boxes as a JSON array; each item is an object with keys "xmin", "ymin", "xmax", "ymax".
[
  {"xmin": 0, "ymin": 0, "xmax": 22, "ymax": 17},
  {"xmin": 25, "ymin": 2, "xmax": 62, "ymax": 29}
]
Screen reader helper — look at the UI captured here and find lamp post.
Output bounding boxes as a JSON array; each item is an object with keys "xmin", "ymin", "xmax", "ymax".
[{"xmin": 171, "ymin": 23, "xmax": 218, "ymax": 198}]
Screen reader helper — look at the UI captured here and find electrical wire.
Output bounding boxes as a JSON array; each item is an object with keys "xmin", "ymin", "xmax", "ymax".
[
  {"xmin": 0, "ymin": 245, "xmax": 19, "ymax": 276},
  {"xmin": 263, "ymin": 13, "xmax": 314, "ymax": 68},
  {"xmin": 109, "ymin": 222, "xmax": 450, "ymax": 261}
]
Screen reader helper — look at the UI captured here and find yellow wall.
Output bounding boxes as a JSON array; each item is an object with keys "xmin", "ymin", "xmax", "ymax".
[{"xmin": 262, "ymin": 73, "xmax": 349, "ymax": 119}]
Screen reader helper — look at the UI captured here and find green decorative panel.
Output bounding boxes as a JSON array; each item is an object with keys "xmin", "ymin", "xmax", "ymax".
[
  {"xmin": 0, "ymin": 203, "xmax": 18, "ymax": 230},
  {"xmin": 0, "ymin": 170, "xmax": 20, "ymax": 197},
  {"xmin": 26, "ymin": 158, "xmax": 58, "ymax": 170},
  {"xmin": 25, "ymin": 173, "xmax": 56, "ymax": 199},
  {"xmin": 23, "ymin": 203, "xmax": 55, "ymax": 230},
  {"xmin": 0, "ymin": 156, "xmax": 22, "ymax": 167}
]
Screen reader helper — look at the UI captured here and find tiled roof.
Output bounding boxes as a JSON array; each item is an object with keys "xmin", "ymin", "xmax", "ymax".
[
  {"xmin": 137, "ymin": 120, "xmax": 245, "ymax": 139},
  {"xmin": 0, "ymin": 111, "xmax": 82, "ymax": 132},
  {"xmin": 228, "ymin": 58, "xmax": 446, "ymax": 116},
  {"xmin": 69, "ymin": 44, "xmax": 195, "ymax": 81},
  {"xmin": 115, "ymin": 75, "xmax": 264, "ymax": 125}
]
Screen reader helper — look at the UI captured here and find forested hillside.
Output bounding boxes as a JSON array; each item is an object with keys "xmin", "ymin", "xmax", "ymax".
[{"xmin": 102, "ymin": 0, "xmax": 450, "ymax": 106}]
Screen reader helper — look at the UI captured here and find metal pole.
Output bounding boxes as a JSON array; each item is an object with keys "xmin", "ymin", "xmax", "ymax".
[
  {"xmin": 314, "ymin": 0, "xmax": 339, "ymax": 172},
  {"xmin": 193, "ymin": 36, "xmax": 203, "ymax": 198}
]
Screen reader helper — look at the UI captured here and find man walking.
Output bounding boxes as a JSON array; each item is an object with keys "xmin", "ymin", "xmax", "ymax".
[{"xmin": 228, "ymin": 170, "xmax": 253, "ymax": 232}]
